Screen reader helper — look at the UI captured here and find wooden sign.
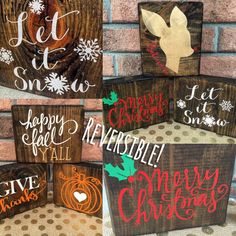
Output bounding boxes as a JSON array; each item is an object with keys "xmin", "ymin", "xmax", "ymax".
[
  {"xmin": 174, "ymin": 76, "xmax": 236, "ymax": 137},
  {"xmin": 0, "ymin": 0, "xmax": 102, "ymax": 98},
  {"xmin": 103, "ymin": 76, "xmax": 170, "ymax": 132},
  {"xmin": 0, "ymin": 163, "xmax": 47, "ymax": 220},
  {"xmin": 104, "ymin": 144, "xmax": 236, "ymax": 235},
  {"xmin": 53, "ymin": 163, "xmax": 102, "ymax": 218},
  {"xmin": 139, "ymin": 2, "xmax": 203, "ymax": 76},
  {"xmin": 12, "ymin": 105, "xmax": 84, "ymax": 163}
]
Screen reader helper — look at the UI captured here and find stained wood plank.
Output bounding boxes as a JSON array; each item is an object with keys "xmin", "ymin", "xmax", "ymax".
[
  {"xmin": 0, "ymin": 163, "xmax": 47, "ymax": 220},
  {"xmin": 12, "ymin": 105, "xmax": 84, "ymax": 163},
  {"xmin": 53, "ymin": 163, "xmax": 102, "ymax": 218},
  {"xmin": 103, "ymin": 76, "xmax": 170, "ymax": 132},
  {"xmin": 139, "ymin": 2, "xmax": 203, "ymax": 76},
  {"xmin": 104, "ymin": 144, "xmax": 236, "ymax": 235},
  {"xmin": 0, "ymin": 0, "xmax": 102, "ymax": 98},
  {"xmin": 174, "ymin": 76, "xmax": 236, "ymax": 138}
]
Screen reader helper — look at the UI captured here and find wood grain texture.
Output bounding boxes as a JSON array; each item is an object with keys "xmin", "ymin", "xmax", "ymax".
[
  {"xmin": 139, "ymin": 2, "xmax": 203, "ymax": 76},
  {"xmin": 12, "ymin": 105, "xmax": 84, "ymax": 163},
  {"xmin": 0, "ymin": 0, "xmax": 102, "ymax": 98},
  {"xmin": 0, "ymin": 163, "xmax": 47, "ymax": 220},
  {"xmin": 53, "ymin": 163, "xmax": 102, "ymax": 218},
  {"xmin": 104, "ymin": 144, "xmax": 236, "ymax": 235},
  {"xmin": 174, "ymin": 76, "xmax": 236, "ymax": 138},
  {"xmin": 103, "ymin": 76, "xmax": 170, "ymax": 132}
]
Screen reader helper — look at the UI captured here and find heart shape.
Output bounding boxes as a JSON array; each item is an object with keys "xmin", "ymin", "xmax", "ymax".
[{"xmin": 73, "ymin": 191, "xmax": 87, "ymax": 203}]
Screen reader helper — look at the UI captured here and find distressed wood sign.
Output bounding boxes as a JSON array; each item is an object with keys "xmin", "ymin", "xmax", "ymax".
[
  {"xmin": 0, "ymin": 0, "xmax": 102, "ymax": 98},
  {"xmin": 174, "ymin": 76, "xmax": 236, "ymax": 137},
  {"xmin": 12, "ymin": 105, "xmax": 84, "ymax": 163},
  {"xmin": 53, "ymin": 163, "xmax": 102, "ymax": 218},
  {"xmin": 139, "ymin": 2, "xmax": 203, "ymax": 76},
  {"xmin": 104, "ymin": 144, "xmax": 236, "ymax": 236},
  {"xmin": 103, "ymin": 76, "xmax": 170, "ymax": 132},
  {"xmin": 0, "ymin": 163, "xmax": 47, "ymax": 220}
]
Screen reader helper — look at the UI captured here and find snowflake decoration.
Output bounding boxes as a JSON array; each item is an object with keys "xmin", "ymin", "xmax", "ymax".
[
  {"xmin": 219, "ymin": 100, "xmax": 234, "ymax": 112},
  {"xmin": 0, "ymin": 47, "xmax": 14, "ymax": 65},
  {"xmin": 202, "ymin": 115, "xmax": 216, "ymax": 127},
  {"xmin": 74, "ymin": 39, "xmax": 102, "ymax": 63},
  {"xmin": 28, "ymin": 0, "xmax": 45, "ymax": 15},
  {"xmin": 44, "ymin": 72, "xmax": 70, "ymax": 95},
  {"xmin": 177, "ymin": 99, "xmax": 186, "ymax": 109}
]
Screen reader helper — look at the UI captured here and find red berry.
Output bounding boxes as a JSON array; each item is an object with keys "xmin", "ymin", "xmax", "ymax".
[{"xmin": 128, "ymin": 176, "xmax": 135, "ymax": 183}]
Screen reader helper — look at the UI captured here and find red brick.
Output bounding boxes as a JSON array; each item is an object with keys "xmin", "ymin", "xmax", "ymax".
[
  {"xmin": 219, "ymin": 27, "xmax": 236, "ymax": 52},
  {"xmin": 0, "ymin": 99, "xmax": 15, "ymax": 111},
  {"xmin": 103, "ymin": 54, "xmax": 114, "ymax": 76},
  {"xmin": 84, "ymin": 114, "xmax": 103, "ymax": 137},
  {"xmin": 0, "ymin": 141, "xmax": 16, "ymax": 161},
  {"xmin": 0, "ymin": 115, "xmax": 13, "ymax": 138},
  {"xmin": 200, "ymin": 56, "xmax": 236, "ymax": 78},
  {"xmin": 117, "ymin": 54, "xmax": 142, "ymax": 76},
  {"xmin": 110, "ymin": 0, "xmax": 236, "ymax": 22},
  {"xmin": 103, "ymin": 28, "xmax": 140, "ymax": 51},
  {"xmin": 82, "ymin": 141, "xmax": 102, "ymax": 161},
  {"xmin": 84, "ymin": 99, "xmax": 103, "ymax": 110},
  {"xmin": 202, "ymin": 27, "xmax": 215, "ymax": 52}
]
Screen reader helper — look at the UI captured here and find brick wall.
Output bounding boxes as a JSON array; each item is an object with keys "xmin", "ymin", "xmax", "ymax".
[
  {"xmin": 103, "ymin": 0, "xmax": 236, "ymax": 79},
  {"xmin": 0, "ymin": 99, "xmax": 103, "ymax": 162}
]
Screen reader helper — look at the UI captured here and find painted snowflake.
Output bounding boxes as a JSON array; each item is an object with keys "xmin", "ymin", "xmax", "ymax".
[
  {"xmin": 74, "ymin": 39, "xmax": 102, "ymax": 63},
  {"xmin": 219, "ymin": 100, "xmax": 234, "ymax": 112},
  {"xmin": 44, "ymin": 72, "xmax": 70, "ymax": 95},
  {"xmin": 202, "ymin": 115, "xmax": 216, "ymax": 127},
  {"xmin": 28, "ymin": 0, "xmax": 45, "ymax": 15},
  {"xmin": 177, "ymin": 99, "xmax": 186, "ymax": 109},
  {"xmin": 0, "ymin": 47, "xmax": 14, "ymax": 65}
]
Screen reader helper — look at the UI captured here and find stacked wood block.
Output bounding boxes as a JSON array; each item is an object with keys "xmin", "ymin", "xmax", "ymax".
[{"xmin": 104, "ymin": 144, "xmax": 236, "ymax": 235}]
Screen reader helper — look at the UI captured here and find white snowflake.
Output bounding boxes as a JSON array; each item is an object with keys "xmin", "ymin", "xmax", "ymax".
[
  {"xmin": 28, "ymin": 0, "xmax": 45, "ymax": 15},
  {"xmin": 219, "ymin": 100, "xmax": 234, "ymax": 112},
  {"xmin": 74, "ymin": 38, "xmax": 102, "ymax": 63},
  {"xmin": 177, "ymin": 99, "xmax": 186, "ymax": 109},
  {"xmin": 44, "ymin": 72, "xmax": 70, "ymax": 95},
  {"xmin": 0, "ymin": 47, "xmax": 14, "ymax": 65},
  {"xmin": 202, "ymin": 115, "xmax": 216, "ymax": 127}
]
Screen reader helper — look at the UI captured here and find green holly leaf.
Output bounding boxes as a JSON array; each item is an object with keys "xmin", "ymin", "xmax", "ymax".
[
  {"xmin": 104, "ymin": 154, "xmax": 137, "ymax": 181},
  {"xmin": 102, "ymin": 91, "xmax": 119, "ymax": 106}
]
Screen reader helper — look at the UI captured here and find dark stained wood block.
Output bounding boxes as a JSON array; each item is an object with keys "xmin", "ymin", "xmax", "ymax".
[
  {"xmin": 0, "ymin": 0, "xmax": 102, "ymax": 98},
  {"xmin": 53, "ymin": 163, "xmax": 102, "ymax": 218},
  {"xmin": 139, "ymin": 2, "xmax": 203, "ymax": 76},
  {"xmin": 0, "ymin": 163, "xmax": 47, "ymax": 220},
  {"xmin": 104, "ymin": 144, "xmax": 236, "ymax": 235},
  {"xmin": 12, "ymin": 105, "xmax": 84, "ymax": 163},
  {"xmin": 174, "ymin": 76, "xmax": 236, "ymax": 137},
  {"xmin": 103, "ymin": 76, "xmax": 171, "ymax": 132}
]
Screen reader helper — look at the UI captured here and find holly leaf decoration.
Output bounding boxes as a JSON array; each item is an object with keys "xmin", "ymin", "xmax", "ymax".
[
  {"xmin": 102, "ymin": 91, "xmax": 119, "ymax": 106},
  {"xmin": 104, "ymin": 154, "xmax": 137, "ymax": 181}
]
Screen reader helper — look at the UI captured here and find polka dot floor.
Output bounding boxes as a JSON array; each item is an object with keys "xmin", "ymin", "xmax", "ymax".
[
  {"xmin": 125, "ymin": 121, "xmax": 236, "ymax": 144},
  {"xmin": 0, "ymin": 192, "xmax": 102, "ymax": 236}
]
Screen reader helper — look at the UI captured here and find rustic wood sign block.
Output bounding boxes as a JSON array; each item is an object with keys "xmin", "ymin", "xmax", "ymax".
[
  {"xmin": 12, "ymin": 105, "xmax": 84, "ymax": 163},
  {"xmin": 139, "ymin": 2, "xmax": 203, "ymax": 76},
  {"xmin": 103, "ymin": 76, "xmax": 170, "ymax": 132},
  {"xmin": 0, "ymin": 163, "xmax": 47, "ymax": 220},
  {"xmin": 174, "ymin": 76, "xmax": 236, "ymax": 137},
  {"xmin": 0, "ymin": 0, "xmax": 102, "ymax": 98},
  {"xmin": 104, "ymin": 144, "xmax": 236, "ymax": 235},
  {"xmin": 53, "ymin": 163, "xmax": 102, "ymax": 218}
]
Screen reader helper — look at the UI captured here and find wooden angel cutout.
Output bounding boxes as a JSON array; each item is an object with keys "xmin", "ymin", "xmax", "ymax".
[{"xmin": 142, "ymin": 6, "xmax": 194, "ymax": 73}]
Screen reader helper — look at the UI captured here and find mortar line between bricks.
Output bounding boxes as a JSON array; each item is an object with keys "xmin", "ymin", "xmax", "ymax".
[
  {"xmin": 103, "ymin": 23, "xmax": 139, "ymax": 29},
  {"xmin": 201, "ymin": 53, "xmax": 236, "ymax": 56},
  {"xmin": 214, "ymin": 26, "xmax": 219, "ymax": 52},
  {"xmin": 103, "ymin": 0, "xmax": 111, "ymax": 22},
  {"xmin": 113, "ymin": 55, "xmax": 119, "ymax": 76},
  {"xmin": 0, "ymin": 138, "xmax": 15, "ymax": 141},
  {"xmin": 203, "ymin": 22, "xmax": 236, "ymax": 27}
]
